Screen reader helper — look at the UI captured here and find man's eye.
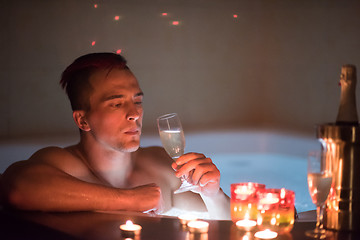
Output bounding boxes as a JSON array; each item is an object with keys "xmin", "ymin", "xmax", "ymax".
[
  {"xmin": 135, "ymin": 101, "xmax": 143, "ymax": 105},
  {"xmin": 112, "ymin": 103, "xmax": 122, "ymax": 108}
]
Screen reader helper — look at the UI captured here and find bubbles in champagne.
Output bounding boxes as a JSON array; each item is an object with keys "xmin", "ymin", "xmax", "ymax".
[{"xmin": 159, "ymin": 130, "xmax": 185, "ymax": 158}]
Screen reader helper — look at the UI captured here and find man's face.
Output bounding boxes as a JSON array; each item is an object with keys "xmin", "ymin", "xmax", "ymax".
[{"xmin": 83, "ymin": 68, "xmax": 143, "ymax": 152}]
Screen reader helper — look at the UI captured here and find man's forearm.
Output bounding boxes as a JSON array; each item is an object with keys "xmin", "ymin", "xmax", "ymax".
[
  {"xmin": 1, "ymin": 162, "xmax": 156, "ymax": 212},
  {"xmin": 200, "ymin": 188, "xmax": 230, "ymax": 220}
]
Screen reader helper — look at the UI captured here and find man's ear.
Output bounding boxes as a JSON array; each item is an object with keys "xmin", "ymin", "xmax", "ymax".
[{"xmin": 73, "ymin": 110, "xmax": 91, "ymax": 131}]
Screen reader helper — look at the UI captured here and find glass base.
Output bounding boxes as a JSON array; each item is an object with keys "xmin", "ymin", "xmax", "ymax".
[
  {"xmin": 305, "ymin": 228, "xmax": 328, "ymax": 239},
  {"xmin": 174, "ymin": 180, "xmax": 200, "ymax": 194}
]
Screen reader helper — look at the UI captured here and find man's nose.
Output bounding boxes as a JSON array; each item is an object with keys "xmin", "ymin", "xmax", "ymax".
[{"xmin": 127, "ymin": 105, "xmax": 140, "ymax": 121}]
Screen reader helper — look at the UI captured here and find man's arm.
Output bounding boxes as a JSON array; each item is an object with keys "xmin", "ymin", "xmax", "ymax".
[
  {"xmin": 200, "ymin": 188, "xmax": 230, "ymax": 220},
  {"xmin": 172, "ymin": 153, "xmax": 231, "ymax": 220},
  {"xmin": 0, "ymin": 148, "xmax": 161, "ymax": 212}
]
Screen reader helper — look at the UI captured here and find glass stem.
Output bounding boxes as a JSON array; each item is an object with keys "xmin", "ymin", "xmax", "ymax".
[
  {"xmin": 316, "ymin": 204, "xmax": 324, "ymax": 231},
  {"xmin": 172, "ymin": 157, "xmax": 188, "ymax": 182}
]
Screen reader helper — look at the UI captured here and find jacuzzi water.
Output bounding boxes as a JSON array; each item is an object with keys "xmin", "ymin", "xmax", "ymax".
[
  {"xmin": 212, "ymin": 153, "xmax": 311, "ymax": 212},
  {"xmin": 0, "ymin": 130, "xmax": 318, "ymax": 217},
  {"xmin": 140, "ymin": 130, "xmax": 319, "ymax": 215}
]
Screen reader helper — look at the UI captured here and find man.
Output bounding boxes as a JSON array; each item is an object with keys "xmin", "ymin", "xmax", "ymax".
[{"xmin": 0, "ymin": 53, "xmax": 230, "ymax": 220}]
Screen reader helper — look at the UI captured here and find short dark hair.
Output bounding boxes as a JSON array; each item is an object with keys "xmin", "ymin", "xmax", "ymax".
[{"xmin": 60, "ymin": 52, "xmax": 129, "ymax": 111}]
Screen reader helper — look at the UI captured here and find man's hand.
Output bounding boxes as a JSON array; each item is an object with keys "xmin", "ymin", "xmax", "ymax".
[
  {"xmin": 127, "ymin": 183, "xmax": 163, "ymax": 213},
  {"xmin": 171, "ymin": 153, "xmax": 220, "ymax": 196}
]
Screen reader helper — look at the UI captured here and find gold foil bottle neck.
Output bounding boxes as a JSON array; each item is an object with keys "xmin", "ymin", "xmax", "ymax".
[{"xmin": 341, "ymin": 64, "xmax": 357, "ymax": 82}]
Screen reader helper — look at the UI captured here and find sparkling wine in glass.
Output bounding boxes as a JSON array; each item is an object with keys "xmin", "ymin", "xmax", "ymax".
[
  {"xmin": 157, "ymin": 113, "xmax": 200, "ymax": 194},
  {"xmin": 305, "ymin": 151, "xmax": 333, "ymax": 239}
]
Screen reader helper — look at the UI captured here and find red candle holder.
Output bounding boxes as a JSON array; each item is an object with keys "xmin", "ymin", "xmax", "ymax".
[
  {"xmin": 256, "ymin": 188, "xmax": 295, "ymax": 233},
  {"xmin": 230, "ymin": 182, "xmax": 265, "ymax": 223},
  {"xmin": 278, "ymin": 188, "xmax": 295, "ymax": 233},
  {"xmin": 256, "ymin": 189, "xmax": 280, "ymax": 232}
]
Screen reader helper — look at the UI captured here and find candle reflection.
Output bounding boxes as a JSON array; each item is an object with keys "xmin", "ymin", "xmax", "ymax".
[
  {"xmin": 185, "ymin": 232, "xmax": 208, "ymax": 240},
  {"xmin": 178, "ymin": 214, "xmax": 197, "ymax": 225}
]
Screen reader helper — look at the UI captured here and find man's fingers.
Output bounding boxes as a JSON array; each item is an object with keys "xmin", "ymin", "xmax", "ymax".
[
  {"xmin": 174, "ymin": 152, "xmax": 206, "ymax": 166},
  {"xmin": 175, "ymin": 157, "xmax": 212, "ymax": 177}
]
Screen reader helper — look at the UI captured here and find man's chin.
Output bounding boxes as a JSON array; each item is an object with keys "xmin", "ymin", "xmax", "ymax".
[
  {"xmin": 125, "ymin": 145, "xmax": 140, "ymax": 152},
  {"xmin": 121, "ymin": 141, "xmax": 140, "ymax": 152}
]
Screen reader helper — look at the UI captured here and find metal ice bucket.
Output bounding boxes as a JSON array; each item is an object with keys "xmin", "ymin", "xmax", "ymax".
[{"xmin": 317, "ymin": 124, "xmax": 360, "ymax": 231}]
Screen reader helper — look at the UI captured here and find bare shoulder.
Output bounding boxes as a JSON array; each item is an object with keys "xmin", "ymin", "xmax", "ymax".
[
  {"xmin": 26, "ymin": 146, "xmax": 89, "ymax": 177},
  {"xmin": 29, "ymin": 146, "xmax": 71, "ymax": 160},
  {"xmin": 28, "ymin": 146, "xmax": 76, "ymax": 164}
]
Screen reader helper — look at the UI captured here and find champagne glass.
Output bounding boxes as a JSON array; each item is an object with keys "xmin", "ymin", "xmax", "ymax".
[
  {"xmin": 305, "ymin": 151, "xmax": 333, "ymax": 239},
  {"xmin": 157, "ymin": 113, "xmax": 200, "ymax": 194}
]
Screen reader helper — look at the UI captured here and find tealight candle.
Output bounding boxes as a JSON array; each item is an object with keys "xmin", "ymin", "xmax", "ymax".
[
  {"xmin": 236, "ymin": 212, "xmax": 257, "ymax": 231},
  {"xmin": 254, "ymin": 229, "xmax": 278, "ymax": 239},
  {"xmin": 236, "ymin": 219, "xmax": 257, "ymax": 231},
  {"xmin": 119, "ymin": 220, "xmax": 142, "ymax": 237},
  {"xmin": 178, "ymin": 214, "xmax": 197, "ymax": 225},
  {"xmin": 187, "ymin": 220, "xmax": 209, "ymax": 234}
]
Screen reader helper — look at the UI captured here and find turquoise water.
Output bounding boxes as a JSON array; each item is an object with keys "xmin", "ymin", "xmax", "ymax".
[{"xmin": 212, "ymin": 153, "xmax": 314, "ymax": 213}]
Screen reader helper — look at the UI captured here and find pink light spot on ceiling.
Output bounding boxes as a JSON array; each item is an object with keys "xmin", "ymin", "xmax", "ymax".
[
  {"xmin": 116, "ymin": 49, "xmax": 122, "ymax": 54},
  {"xmin": 162, "ymin": 12, "xmax": 168, "ymax": 16},
  {"xmin": 94, "ymin": 4, "xmax": 98, "ymax": 8},
  {"xmin": 91, "ymin": 41, "xmax": 96, "ymax": 46},
  {"xmin": 172, "ymin": 21, "xmax": 180, "ymax": 26},
  {"xmin": 233, "ymin": 14, "xmax": 238, "ymax": 18},
  {"xmin": 114, "ymin": 16, "xmax": 120, "ymax": 21}
]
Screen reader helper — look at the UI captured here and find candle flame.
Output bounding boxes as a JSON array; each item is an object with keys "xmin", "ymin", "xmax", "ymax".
[{"xmin": 126, "ymin": 220, "xmax": 133, "ymax": 226}]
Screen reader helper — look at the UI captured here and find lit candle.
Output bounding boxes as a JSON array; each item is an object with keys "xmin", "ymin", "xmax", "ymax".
[
  {"xmin": 236, "ymin": 212, "xmax": 257, "ymax": 231},
  {"xmin": 119, "ymin": 220, "xmax": 142, "ymax": 237},
  {"xmin": 178, "ymin": 214, "xmax": 197, "ymax": 225},
  {"xmin": 236, "ymin": 219, "xmax": 257, "ymax": 231},
  {"xmin": 187, "ymin": 220, "xmax": 209, "ymax": 234},
  {"xmin": 254, "ymin": 229, "xmax": 278, "ymax": 239}
]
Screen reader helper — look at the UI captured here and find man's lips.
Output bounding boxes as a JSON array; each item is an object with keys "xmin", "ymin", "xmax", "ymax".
[{"xmin": 124, "ymin": 128, "xmax": 141, "ymax": 135}]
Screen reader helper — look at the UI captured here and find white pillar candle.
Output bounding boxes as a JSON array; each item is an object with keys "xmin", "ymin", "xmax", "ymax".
[{"xmin": 187, "ymin": 220, "xmax": 209, "ymax": 234}]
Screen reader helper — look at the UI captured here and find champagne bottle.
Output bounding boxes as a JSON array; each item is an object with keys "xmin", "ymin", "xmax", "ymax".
[{"xmin": 336, "ymin": 64, "xmax": 359, "ymax": 125}]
